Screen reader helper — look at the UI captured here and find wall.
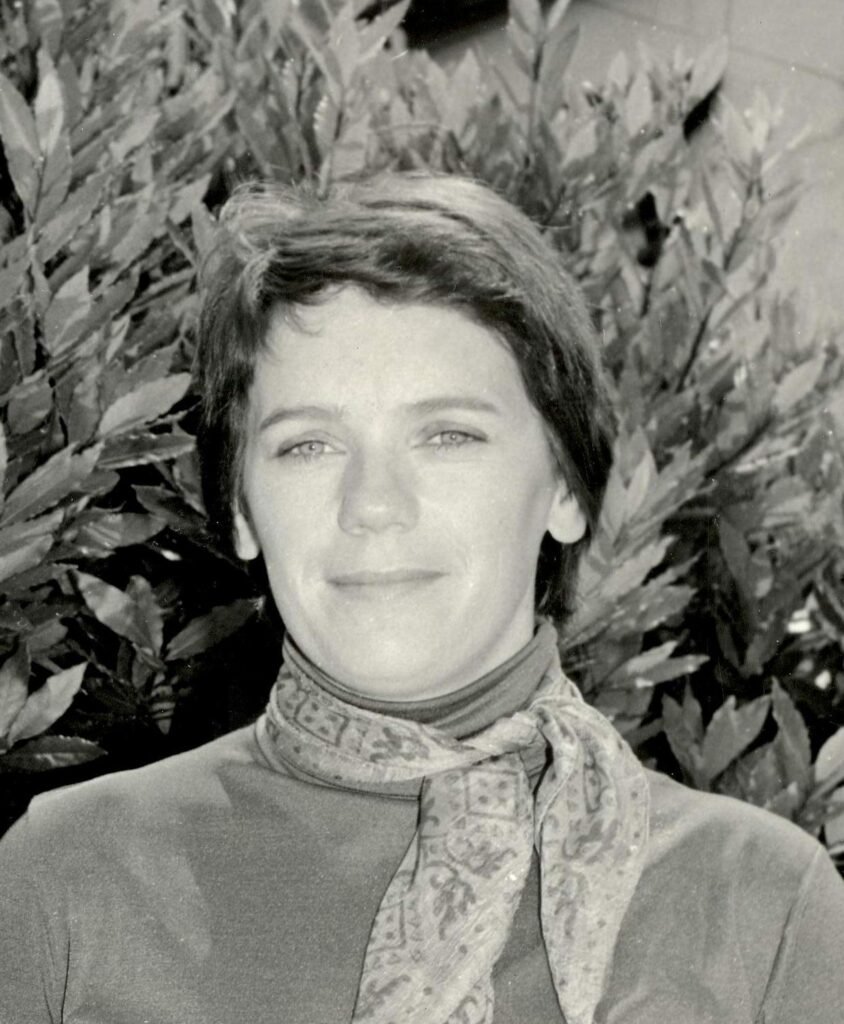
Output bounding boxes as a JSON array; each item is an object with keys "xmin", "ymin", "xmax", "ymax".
[{"xmin": 431, "ymin": 0, "xmax": 844, "ymax": 315}]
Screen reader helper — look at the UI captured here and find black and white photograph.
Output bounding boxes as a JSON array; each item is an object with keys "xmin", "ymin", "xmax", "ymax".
[{"xmin": 1, "ymin": 1, "xmax": 843, "ymax": 1021}]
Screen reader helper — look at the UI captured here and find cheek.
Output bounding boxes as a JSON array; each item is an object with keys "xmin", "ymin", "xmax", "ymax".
[
  {"xmin": 440, "ymin": 473, "xmax": 553, "ymax": 577},
  {"xmin": 245, "ymin": 475, "xmax": 326, "ymax": 578}
]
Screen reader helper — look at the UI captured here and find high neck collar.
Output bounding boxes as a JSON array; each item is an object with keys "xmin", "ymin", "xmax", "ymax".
[
  {"xmin": 259, "ymin": 618, "xmax": 650, "ymax": 1024},
  {"xmin": 281, "ymin": 620, "xmax": 559, "ymax": 739}
]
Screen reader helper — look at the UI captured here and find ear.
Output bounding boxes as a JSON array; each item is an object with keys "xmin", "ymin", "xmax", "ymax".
[
  {"xmin": 547, "ymin": 482, "xmax": 587, "ymax": 545},
  {"xmin": 233, "ymin": 501, "xmax": 261, "ymax": 561}
]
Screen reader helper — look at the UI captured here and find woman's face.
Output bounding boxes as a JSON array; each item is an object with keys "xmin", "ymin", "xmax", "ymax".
[{"xmin": 235, "ymin": 287, "xmax": 585, "ymax": 699}]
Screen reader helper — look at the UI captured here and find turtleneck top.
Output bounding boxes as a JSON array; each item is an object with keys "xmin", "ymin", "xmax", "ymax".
[
  {"xmin": 1, "ymin": 631, "xmax": 843, "ymax": 1023},
  {"xmin": 287, "ymin": 622, "xmax": 552, "ymax": 735}
]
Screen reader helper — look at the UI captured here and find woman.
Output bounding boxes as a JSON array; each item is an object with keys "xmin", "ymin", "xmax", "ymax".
[{"xmin": 1, "ymin": 173, "xmax": 842, "ymax": 1024}]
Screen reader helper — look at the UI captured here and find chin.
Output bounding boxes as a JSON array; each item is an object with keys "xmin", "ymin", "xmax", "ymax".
[{"xmin": 329, "ymin": 638, "xmax": 448, "ymax": 698}]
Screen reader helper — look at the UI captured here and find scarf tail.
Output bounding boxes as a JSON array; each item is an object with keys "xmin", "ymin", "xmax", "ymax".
[{"xmin": 260, "ymin": 631, "xmax": 650, "ymax": 1024}]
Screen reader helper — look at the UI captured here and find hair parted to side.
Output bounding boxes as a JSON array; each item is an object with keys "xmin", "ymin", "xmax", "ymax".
[{"xmin": 195, "ymin": 172, "xmax": 616, "ymax": 622}]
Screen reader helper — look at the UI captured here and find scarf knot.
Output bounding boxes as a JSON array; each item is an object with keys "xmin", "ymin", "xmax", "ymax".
[{"xmin": 256, "ymin": 627, "xmax": 649, "ymax": 1024}]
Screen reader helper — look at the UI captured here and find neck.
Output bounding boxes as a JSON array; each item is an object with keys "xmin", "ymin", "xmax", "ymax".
[{"xmin": 282, "ymin": 620, "xmax": 558, "ymax": 738}]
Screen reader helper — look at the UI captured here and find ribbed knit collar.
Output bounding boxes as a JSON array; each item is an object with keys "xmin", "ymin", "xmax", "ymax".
[{"xmin": 281, "ymin": 619, "xmax": 558, "ymax": 739}]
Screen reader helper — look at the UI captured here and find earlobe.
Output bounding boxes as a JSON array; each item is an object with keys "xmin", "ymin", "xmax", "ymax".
[
  {"xmin": 233, "ymin": 503, "xmax": 261, "ymax": 561},
  {"xmin": 547, "ymin": 485, "xmax": 587, "ymax": 545}
]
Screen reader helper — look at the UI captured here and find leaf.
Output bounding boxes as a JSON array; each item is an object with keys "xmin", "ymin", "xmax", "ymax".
[
  {"xmin": 328, "ymin": 3, "xmax": 361, "ymax": 87},
  {"xmin": 822, "ymin": 789, "xmax": 844, "ymax": 850},
  {"xmin": 545, "ymin": 0, "xmax": 572, "ymax": 33},
  {"xmin": 619, "ymin": 640, "xmax": 678, "ymax": 676},
  {"xmin": 99, "ymin": 431, "xmax": 195, "ymax": 470},
  {"xmin": 718, "ymin": 518, "xmax": 751, "ymax": 585},
  {"xmin": 332, "ymin": 110, "xmax": 370, "ymax": 178},
  {"xmin": 98, "ymin": 374, "xmax": 192, "ymax": 437},
  {"xmin": 109, "ymin": 109, "xmax": 159, "ymax": 164},
  {"xmin": 816, "ymin": 728, "xmax": 844, "ymax": 784},
  {"xmin": 625, "ymin": 449, "xmax": 657, "ymax": 519},
  {"xmin": 0, "ymin": 645, "xmax": 30, "ymax": 743},
  {"xmin": 0, "ymin": 734, "xmax": 105, "ymax": 773},
  {"xmin": 6, "ymin": 663, "xmax": 86, "ymax": 746},
  {"xmin": 34, "ymin": 50, "xmax": 72, "ymax": 222},
  {"xmin": 27, "ymin": 616, "xmax": 67, "ymax": 654},
  {"xmin": 6, "ymin": 372, "xmax": 53, "ymax": 434},
  {"xmin": 126, "ymin": 575, "xmax": 164, "ymax": 656},
  {"xmin": 166, "ymin": 600, "xmax": 257, "ymax": 661},
  {"xmin": 771, "ymin": 681, "xmax": 812, "ymax": 791},
  {"xmin": 74, "ymin": 512, "xmax": 165, "ymax": 554},
  {"xmin": 168, "ymin": 176, "xmax": 211, "ymax": 225},
  {"xmin": 0, "ymin": 511, "xmax": 63, "ymax": 558},
  {"xmin": 701, "ymin": 695, "xmax": 771, "ymax": 784},
  {"xmin": 718, "ymin": 99, "xmax": 754, "ymax": 168},
  {"xmin": 133, "ymin": 485, "xmax": 207, "ymax": 538},
  {"xmin": 31, "ymin": 0, "xmax": 64, "ymax": 57},
  {"xmin": 191, "ymin": 0, "xmax": 230, "ymax": 37},
  {"xmin": 718, "ymin": 742, "xmax": 775, "ymax": 807},
  {"xmin": 607, "ymin": 51, "xmax": 629, "ymax": 91},
  {"xmin": 106, "ymin": 186, "xmax": 168, "ymax": 273},
  {"xmin": 1, "ymin": 445, "xmax": 101, "ymax": 526},
  {"xmin": 773, "ymin": 352, "xmax": 826, "ymax": 413},
  {"xmin": 34, "ymin": 50, "xmax": 64, "ymax": 156},
  {"xmin": 563, "ymin": 118, "xmax": 597, "ymax": 166},
  {"xmin": 37, "ymin": 172, "xmax": 108, "ymax": 264},
  {"xmin": 443, "ymin": 49, "xmax": 482, "ymax": 136},
  {"xmin": 0, "ymin": 533, "xmax": 55, "ymax": 585},
  {"xmin": 109, "ymin": 0, "xmax": 160, "ymax": 54},
  {"xmin": 765, "ymin": 780, "xmax": 802, "ymax": 821},
  {"xmin": 584, "ymin": 536, "xmax": 672, "ymax": 607},
  {"xmin": 630, "ymin": 653, "xmax": 708, "ymax": 687},
  {"xmin": 0, "ymin": 71, "xmax": 40, "ymax": 214},
  {"xmin": 507, "ymin": 17, "xmax": 537, "ymax": 81},
  {"xmin": 0, "ymin": 423, "xmax": 7, "ymax": 510},
  {"xmin": 509, "ymin": 0, "xmax": 543, "ymax": 38},
  {"xmin": 42, "ymin": 266, "xmax": 92, "ymax": 356},
  {"xmin": 539, "ymin": 23, "xmax": 579, "ymax": 115},
  {"xmin": 75, "ymin": 571, "xmax": 161, "ymax": 654},
  {"xmin": 662, "ymin": 689, "xmax": 705, "ymax": 785},
  {"xmin": 698, "ymin": 169, "xmax": 725, "ymax": 246},
  {"xmin": 357, "ymin": 0, "xmax": 410, "ymax": 62},
  {"xmin": 687, "ymin": 36, "xmax": 728, "ymax": 107},
  {"xmin": 0, "ymin": 252, "xmax": 29, "ymax": 319},
  {"xmin": 65, "ymin": 365, "xmax": 101, "ymax": 445},
  {"xmin": 190, "ymin": 204, "xmax": 217, "ymax": 260},
  {"xmin": 256, "ymin": 0, "xmax": 292, "ymax": 35},
  {"xmin": 625, "ymin": 70, "xmax": 653, "ymax": 137}
]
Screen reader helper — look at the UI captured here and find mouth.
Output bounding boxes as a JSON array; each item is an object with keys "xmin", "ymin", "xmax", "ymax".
[{"xmin": 328, "ymin": 569, "xmax": 446, "ymax": 595}]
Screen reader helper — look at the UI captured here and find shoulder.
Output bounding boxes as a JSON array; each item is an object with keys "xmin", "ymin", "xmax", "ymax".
[
  {"xmin": 645, "ymin": 767, "xmax": 823, "ymax": 867},
  {"xmin": 607, "ymin": 771, "xmax": 843, "ymax": 1021},
  {"xmin": 642, "ymin": 768, "xmax": 834, "ymax": 921},
  {"xmin": 6, "ymin": 726, "xmax": 261, "ymax": 866}
]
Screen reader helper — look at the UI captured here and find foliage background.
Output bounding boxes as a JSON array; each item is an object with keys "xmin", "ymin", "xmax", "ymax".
[{"xmin": 1, "ymin": 0, "xmax": 843, "ymax": 865}]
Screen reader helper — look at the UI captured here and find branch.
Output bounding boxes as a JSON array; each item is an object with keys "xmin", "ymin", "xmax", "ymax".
[{"xmin": 674, "ymin": 181, "xmax": 755, "ymax": 393}]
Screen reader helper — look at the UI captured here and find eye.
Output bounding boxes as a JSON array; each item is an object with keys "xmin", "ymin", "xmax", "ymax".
[
  {"xmin": 426, "ymin": 430, "xmax": 483, "ymax": 452},
  {"xmin": 278, "ymin": 439, "xmax": 336, "ymax": 461}
]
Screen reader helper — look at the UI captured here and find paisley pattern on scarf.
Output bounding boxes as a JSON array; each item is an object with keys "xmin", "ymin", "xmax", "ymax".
[{"xmin": 255, "ymin": 627, "xmax": 649, "ymax": 1024}]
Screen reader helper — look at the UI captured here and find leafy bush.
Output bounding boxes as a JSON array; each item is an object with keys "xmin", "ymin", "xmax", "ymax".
[{"xmin": 1, "ymin": 0, "xmax": 843, "ymax": 859}]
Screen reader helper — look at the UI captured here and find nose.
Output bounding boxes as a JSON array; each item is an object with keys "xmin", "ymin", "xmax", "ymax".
[{"xmin": 338, "ymin": 449, "xmax": 419, "ymax": 535}]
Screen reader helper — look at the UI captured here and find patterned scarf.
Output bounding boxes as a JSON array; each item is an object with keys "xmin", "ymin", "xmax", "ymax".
[{"xmin": 255, "ymin": 623, "xmax": 649, "ymax": 1024}]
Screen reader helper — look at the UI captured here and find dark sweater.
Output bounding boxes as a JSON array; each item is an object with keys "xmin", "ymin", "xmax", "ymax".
[{"xmin": 1, "ymin": 722, "xmax": 843, "ymax": 1023}]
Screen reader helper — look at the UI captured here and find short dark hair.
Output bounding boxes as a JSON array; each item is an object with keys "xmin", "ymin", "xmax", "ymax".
[{"xmin": 195, "ymin": 172, "xmax": 615, "ymax": 621}]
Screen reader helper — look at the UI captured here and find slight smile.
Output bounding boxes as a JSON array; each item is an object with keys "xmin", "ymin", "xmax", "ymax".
[{"xmin": 329, "ymin": 569, "xmax": 446, "ymax": 595}]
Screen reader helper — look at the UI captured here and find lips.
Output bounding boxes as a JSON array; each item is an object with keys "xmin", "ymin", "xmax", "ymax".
[{"xmin": 330, "ymin": 569, "xmax": 445, "ymax": 587}]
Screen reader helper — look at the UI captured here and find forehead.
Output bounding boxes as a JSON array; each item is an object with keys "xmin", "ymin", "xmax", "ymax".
[{"xmin": 252, "ymin": 286, "xmax": 534, "ymax": 416}]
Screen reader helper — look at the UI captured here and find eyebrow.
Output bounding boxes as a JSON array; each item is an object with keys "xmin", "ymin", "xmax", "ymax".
[
  {"xmin": 258, "ymin": 396, "xmax": 502, "ymax": 433},
  {"xmin": 406, "ymin": 396, "xmax": 502, "ymax": 417},
  {"xmin": 258, "ymin": 405, "xmax": 344, "ymax": 432}
]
